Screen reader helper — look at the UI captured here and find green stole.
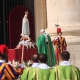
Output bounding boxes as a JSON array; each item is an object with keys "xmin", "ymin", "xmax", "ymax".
[
  {"xmin": 36, "ymin": 34, "xmax": 56, "ymax": 66},
  {"xmin": 49, "ymin": 65, "xmax": 80, "ymax": 80}
]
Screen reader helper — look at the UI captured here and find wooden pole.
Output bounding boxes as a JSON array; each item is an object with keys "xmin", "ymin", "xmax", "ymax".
[{"xmin": 21, "ymin": 40, "xmax": 24, "ymax": 62}]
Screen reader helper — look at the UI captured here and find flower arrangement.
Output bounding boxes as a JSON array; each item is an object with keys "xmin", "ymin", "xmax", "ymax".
[{"xmin": 8, "ymin": 59, "xmax": 32, "ymax": 69}]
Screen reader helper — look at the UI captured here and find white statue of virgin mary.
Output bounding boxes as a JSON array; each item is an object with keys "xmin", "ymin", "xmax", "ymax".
[{"xmin": 21, "ymin": 10, "xmax": 30, "ymax": 37}]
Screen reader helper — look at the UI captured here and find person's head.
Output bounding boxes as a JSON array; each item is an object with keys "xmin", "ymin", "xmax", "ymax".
[
  {"xmin": 31, "ymin": 54, "xmax": 39, "ymax": 63},
  {"xmin": 0, "ymin": 44, "xmax": 8, "ymax": 62},
  {"xmin": 40, "ymin": 29, "xmax": 45, "ymax": 34},
  {"xmin": 39, "ymin": 54, "xmax": 47, "ymax": 63},
  {"xmin": 57, "ymin": 28, "xmax": 62, "ymax": 37},
  {"xmin": 60, "ymin": 51, "xmax": 70, "ymax": 61},
  {"xmin": 58, "ymin": 32, "xmax": 62, "ymax": 37}
]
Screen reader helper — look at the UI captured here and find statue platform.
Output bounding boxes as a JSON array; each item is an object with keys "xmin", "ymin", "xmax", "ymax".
[{"xmin": 8, "ymin": 48, "xmax": 38, "ymax": 63}]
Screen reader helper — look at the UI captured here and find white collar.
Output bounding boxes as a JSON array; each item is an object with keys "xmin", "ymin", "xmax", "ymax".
[
  {"xmin": 41, "ymin": 32, "xmax": 47, "ymax": 35},
  {"xmin": 32, "ymin": 63, "xmax": 40, "ymax": 68},
  {"xmin": 60, "ymin": 61, "xmax": 71, "ymax": 66},
  {"xmin": 0, "ymin": 60, "xmax": 6, "ymax": 63},
  {"xmin": 38, "ymin": 63, "xmax": 50, "ymax": 69}
]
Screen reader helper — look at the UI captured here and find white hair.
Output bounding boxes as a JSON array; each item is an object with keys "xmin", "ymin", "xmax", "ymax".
[{"xmin": 40, "ymin": 29, "xmax": 45, "ymax": 33}]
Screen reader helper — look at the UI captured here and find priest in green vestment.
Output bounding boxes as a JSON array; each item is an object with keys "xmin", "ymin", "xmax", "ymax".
[
  {"xmin": 21, "ymin": 54, "xmax": 40, "ymax": 80},
  {"xmin": 36, "ymin": 54, "xmax": 52, "ymax": 80},
  {"xmin": 21, "ymin": 54, "xmax": 52, "ymax": 80},
  {"xmin": 36, "ymin": 29, "xmax": 56, "ymax": 66},
  {"xmin": 49, "ymin": 51, "xmax": 80, "ymax": 80},
  {"xmin": 27, "ymin": 54, "xmax": 52, "ymax": 80}
]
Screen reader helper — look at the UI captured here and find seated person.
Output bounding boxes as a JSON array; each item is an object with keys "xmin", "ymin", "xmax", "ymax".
[
  {"xmin": 0, "ymin": 44, "xmax": 23, "ymax": 80},
  {"xmin": 49, "ymin": 51, "xmax": 80, "ymax": 80}
]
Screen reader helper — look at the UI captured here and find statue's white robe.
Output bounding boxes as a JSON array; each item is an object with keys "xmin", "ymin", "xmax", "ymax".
[{"xmin": 21, "ymin": 15, "xmax": 30, "ymax": 36}]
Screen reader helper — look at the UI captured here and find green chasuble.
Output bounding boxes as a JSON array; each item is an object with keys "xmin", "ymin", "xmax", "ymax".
[
  {"xmin": 21, "ymin": 68, "xmax": 28, "ymax": 80},
  {"xmin": 36, "ymin": 34, "xmax": 56, "ymax": 66},
  {"xmin": 21, "ymin": 67, "xmax": 52, "ymax": 80},
  {"xmin": 49, "ymin": 65, "xmax": 80, "ymax": 80},
  {"xmin": 36, "ymin": 68, "xmax": 52, "ymax": 80},
  {"xmin": 21, "ymin": 67, "xmax": 36, "ymax": 80}
]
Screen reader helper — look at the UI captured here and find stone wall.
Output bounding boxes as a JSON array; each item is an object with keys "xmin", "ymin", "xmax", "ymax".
[
  {"xmin": 46, "ymin": 0, "xmax": 80, "ymax": 33},
  {"xmin": 34, "ymin": 0, "xmax": 47, "ymax": 41}
]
